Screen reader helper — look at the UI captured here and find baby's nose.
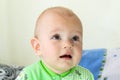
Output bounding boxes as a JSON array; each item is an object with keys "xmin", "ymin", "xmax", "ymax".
[{"xmin": 63, "ymin": 40, "xmax": 73, "ymax": 49}]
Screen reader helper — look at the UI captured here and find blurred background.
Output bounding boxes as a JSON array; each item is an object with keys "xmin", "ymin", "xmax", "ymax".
[{"xmin": 0, "ymin": 0, "xmax": 120, "ymax": 65}]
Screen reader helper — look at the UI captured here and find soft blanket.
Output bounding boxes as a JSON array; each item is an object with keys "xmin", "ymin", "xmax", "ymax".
[
  {"xmin": 79, "ymin": 48, "xmax": 120, "ymax": 80},
  {"xmin": 0, "ymin": 64, "xmax": 24, "ymax": 80}
]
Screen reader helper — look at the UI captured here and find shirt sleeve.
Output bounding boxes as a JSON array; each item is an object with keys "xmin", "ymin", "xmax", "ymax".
[
  {"xmin": 89, "ymin": 71, "xmax": 94, "ymax": 80},
  {"xmin": 15, "ymin": 71, "xmax": 28, "ymax": 80}
]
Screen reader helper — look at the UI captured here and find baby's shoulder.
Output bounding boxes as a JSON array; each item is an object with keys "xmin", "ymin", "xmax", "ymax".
[
  {"xmin": 72, "ymin": 66, "xmax": 94, "ymax": 80},
  {"xmin": 74, "ymin": 65, "xmax": 92, "ymax": 75},
  {"xmin": 75, "ymin": 65, "xmax": 90, "ymax": 72},
  {"xmin": 17, "ymin": 61, "xmax": 42, "ymax": 80},
  {"xmin": 23, "ymin": 61, "xmax": 41, "ymax": 73}
]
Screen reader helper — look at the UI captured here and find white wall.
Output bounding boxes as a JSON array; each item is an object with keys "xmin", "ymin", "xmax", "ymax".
[
  {"xmin": 0, "ymin": 0, "xmax": 120, "ymax": 65},
  {"xmin": 0, "ymin": 0, "xmax": 11, "ymax": 64}
]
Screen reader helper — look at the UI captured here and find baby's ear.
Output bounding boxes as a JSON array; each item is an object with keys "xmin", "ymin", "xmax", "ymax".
[{"xmin": 30, "ymin": 37, "xmax": 41, "ymax": 56}]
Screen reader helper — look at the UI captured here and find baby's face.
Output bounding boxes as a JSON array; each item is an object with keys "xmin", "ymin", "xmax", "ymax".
[{"xmin": 37, "ymin": 12, "xmax": 82, "ymax": 74}]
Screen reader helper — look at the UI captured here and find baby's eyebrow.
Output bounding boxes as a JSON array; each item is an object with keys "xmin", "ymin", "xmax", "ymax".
[
  {"xmin": 49, "ymin": 28, "xmax": 62, "ymax": 34},
  {"xmin": 73, "ymin": 31, "xmax": 82, "ymax": 35}
]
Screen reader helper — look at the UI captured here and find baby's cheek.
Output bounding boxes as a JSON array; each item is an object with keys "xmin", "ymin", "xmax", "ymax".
[{"xmin": 74, "ymin": 48, "xmax": 82, "ymax": 61}]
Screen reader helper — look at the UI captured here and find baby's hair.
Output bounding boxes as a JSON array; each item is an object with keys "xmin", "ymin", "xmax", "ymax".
[{"xmin": 34, "ymin": 6, "xmax": 82, "ymax": 38}]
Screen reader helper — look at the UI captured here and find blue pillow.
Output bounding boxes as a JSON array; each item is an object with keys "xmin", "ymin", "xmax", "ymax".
[{"xmin": 79, "ymin": 48, "xmax": 106, "ymax": 80}]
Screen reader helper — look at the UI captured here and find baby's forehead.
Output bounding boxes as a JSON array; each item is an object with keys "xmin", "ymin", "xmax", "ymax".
[
  {"xmin": 35, "ymin": 7, "xmax": 82, "ymax": 38},
  {"xmin": 36, "ymin": 7, "xmax": 81, "ymax": 28}
]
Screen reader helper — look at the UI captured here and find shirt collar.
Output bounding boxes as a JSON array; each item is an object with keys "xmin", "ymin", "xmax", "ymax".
[{"xmin": 40, "ymin": 60, "xmax": 75, "ymax": 77}]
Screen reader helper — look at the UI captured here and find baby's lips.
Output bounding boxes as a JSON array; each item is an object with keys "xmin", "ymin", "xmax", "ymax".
[
  {"xmin": 59, "ymin": 50, "xmax": 73, "ymax": 58},
  {"xmin": 59, "ymin": 54, "xmax": 72, "ymax": 58}
]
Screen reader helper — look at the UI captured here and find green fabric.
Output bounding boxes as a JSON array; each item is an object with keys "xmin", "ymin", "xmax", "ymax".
[
  {"xmin": 15, "ymin": 60, "xmax": 94, "ymax": 80},
  {"xmin": 41, "ymin": 60, "xmax": 75, "ymax": 77}
]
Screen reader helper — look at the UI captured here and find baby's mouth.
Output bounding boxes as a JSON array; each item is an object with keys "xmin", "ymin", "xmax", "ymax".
[{"xmin": 60, "ymin": 54, "xmax": 72, "ymax": 59}]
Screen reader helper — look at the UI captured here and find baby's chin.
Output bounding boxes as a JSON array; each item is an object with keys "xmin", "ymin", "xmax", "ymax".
[{"xmin": 57, "ymin": 64, "xmax": 76, "ymax": 73}]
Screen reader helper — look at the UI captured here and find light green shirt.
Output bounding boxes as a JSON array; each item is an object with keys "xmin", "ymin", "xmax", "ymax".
[{"xmin": 16, "ymin": 60, "xmax": 94, "ymax": 80}]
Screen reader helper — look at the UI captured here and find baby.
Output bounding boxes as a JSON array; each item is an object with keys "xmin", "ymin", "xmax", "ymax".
[{"xmin": 16, "ymin": 6, "xmax": 94, "ymax": 80}]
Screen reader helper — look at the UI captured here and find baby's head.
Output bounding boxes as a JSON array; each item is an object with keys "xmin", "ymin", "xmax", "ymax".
[{"xmin": 31, "ymin": 6, "xmax": 83, "ymax": 74}]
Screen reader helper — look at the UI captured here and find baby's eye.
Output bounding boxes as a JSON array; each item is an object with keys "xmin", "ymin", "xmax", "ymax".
[
  {"xmin": 51, "ymin": 34, "xmax": 61, "ymax": 40},
  {"xmin": 72, "ymin": 36, "xmax": 79, "ymax": 41}
]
